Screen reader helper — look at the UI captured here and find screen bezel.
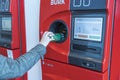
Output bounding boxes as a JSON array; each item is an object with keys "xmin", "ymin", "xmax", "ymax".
[
  {"xmin": 72, "ymin": 15, "xmax": 106, "ymax": 43},
  {"xmin": 73, "ymin": 17, "xmax": 103, "ymax": 42}
]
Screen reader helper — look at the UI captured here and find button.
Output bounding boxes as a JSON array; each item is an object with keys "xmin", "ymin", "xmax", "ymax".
[{"xmin": 81, "ymin": 61, "xmax": 96, "ymax": 69}]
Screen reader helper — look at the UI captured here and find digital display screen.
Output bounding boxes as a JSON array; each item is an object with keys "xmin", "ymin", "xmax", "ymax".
[
  {"xmin": 2, "ymin": 17, "xmax": 12, "ymax": 31},
  {"xmin": 74, "ymin": 18, "xmax": 103, "ymax": 41},
  {"xmin": 0, "ymin": 0, "xmax": 10, "ymax": 12}
]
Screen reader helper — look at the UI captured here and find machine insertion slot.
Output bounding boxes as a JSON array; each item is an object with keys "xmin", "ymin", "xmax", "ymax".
[
  {"xmin": 72, "ymin": 44, "xmax": 101, "ymax": 54},
  {"xmin": 49, "ymin": 20, "xmax": 68, "ymax": 42}
]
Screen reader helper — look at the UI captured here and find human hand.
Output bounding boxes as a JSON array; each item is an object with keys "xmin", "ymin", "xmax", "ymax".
[{"xmin": 40, "ymin": 31, "xmax": 54, "ymax": 47}]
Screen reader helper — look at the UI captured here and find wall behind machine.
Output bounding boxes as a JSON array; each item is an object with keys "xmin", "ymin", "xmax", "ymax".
[{"xmin": 24, "ymin": 0, "xmax": 42, "ymax": 80}]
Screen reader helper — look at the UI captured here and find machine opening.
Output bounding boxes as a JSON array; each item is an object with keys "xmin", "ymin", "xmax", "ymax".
[{"xmin": 49, "ymin": 20, "xmax": 68, "ymax": 42}]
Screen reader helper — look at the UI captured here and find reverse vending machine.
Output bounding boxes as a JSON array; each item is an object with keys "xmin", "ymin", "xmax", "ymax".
[
  {"xmin": 0, "ymin": 0, "xmax": 26, "ymax": 80},
  {"xmin": 40, "ymin": 0, "xmax": 120, "ymax": 80}
]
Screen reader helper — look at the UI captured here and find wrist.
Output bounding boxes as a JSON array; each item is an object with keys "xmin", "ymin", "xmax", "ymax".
[{"xmin": 39, "ymin": 42, "xmax": 47, "ymax": 47}]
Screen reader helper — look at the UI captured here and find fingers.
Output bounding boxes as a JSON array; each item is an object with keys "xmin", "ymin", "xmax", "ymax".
[
  {"xmin": 40, "ymin": 31, "xmax": 54, "ymax": 47},
  {"xmin": 42, "ymin": 31, "xmax": 48, "ymax": 37},
  {"xmin": 42, "ymin": 31, "xmax": 55, "ymax": 41},
  {"xmin": 47, "ymin": 32, "xmax": 55, "ymax": 40},
  {"xmin": 43, "ymin": 31, "xmax": 53, "ymax": 36},
  {"xmin": 47, "ymin": 32, "xmax": 54, "ymax": 37},
  {"xmin": 43, "ymin": 31, "xmax": 54, "ymax": 38}
]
